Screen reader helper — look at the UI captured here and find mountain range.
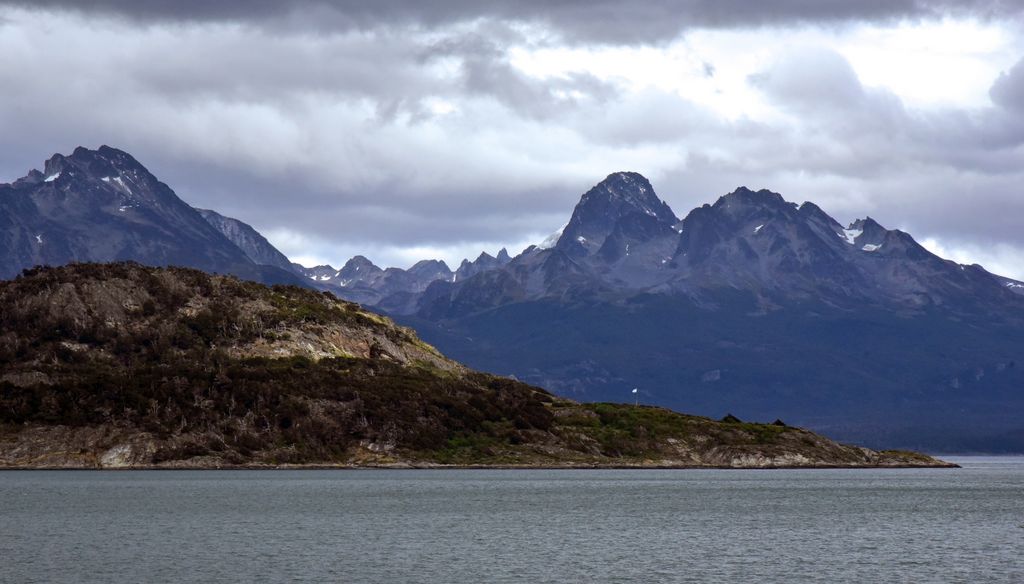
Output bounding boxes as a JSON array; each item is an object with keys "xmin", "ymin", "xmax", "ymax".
[{"xmin": 2, "ymin": 147, "xmax": 1022, "ymax": 451}]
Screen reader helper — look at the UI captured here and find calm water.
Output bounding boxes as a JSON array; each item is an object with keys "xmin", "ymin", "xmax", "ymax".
[{"xmin": 1, "ymin": 458, "xmax": 1022, "ymax": 583}]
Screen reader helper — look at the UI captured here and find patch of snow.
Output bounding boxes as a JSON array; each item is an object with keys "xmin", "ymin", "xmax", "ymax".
[
  {"xmin": 333, "ymin": 271, "xmax": 341, "ymax": 278},
  {"xmin": 44, "ymin": 172, "xmax": 60, "ymax": 182},
  {"xmin": 862, "ymin": 244, "xmax": 881, "ymax": 252},
  {"xmin": 625, "ymin": 243, "xmax": 630, "ymax": 256},
  {"xmin": 112, "ymin": 176, "xmax": 132, "ymax": 194},
  {"xmin": 317, "ymin": 275, "xmax": 331, "ymax": 281},
  {"xmin": 101, "ymin": 177, "xmax": 111, "ymax": 183},
  {"xmin": 537, "ymin": 222, "xmax": 568, "ymax": 250},
  {"xmin": 576, "ymin": 236, "xmax": 587, "ymax": 243},
  {"xmin": 35, "ymin": 234, "xmax": 42, "ymax": 244},
  {"xmin": 754, "ymin": 224, "xmax": 764, "ymax": 234},
  {"xmin": 839, "ymin": 228, "xmax": 862, "ymax": 245},
  {"xmin": 118, "ymin": 205, "xmax": 131, "ymax": 212},
  {"xmin": 1006, "ymin": 282, "xmax": 1024, "ymax": 289}
]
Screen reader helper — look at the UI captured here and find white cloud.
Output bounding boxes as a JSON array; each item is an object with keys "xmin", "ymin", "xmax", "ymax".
[
  {"xmin": 919, "ymin": 238, "xmax": 1024, "ymax": 280},
  {"xmin": 265, "ymin": 227, "xmax": 541, "ymax": 270}
]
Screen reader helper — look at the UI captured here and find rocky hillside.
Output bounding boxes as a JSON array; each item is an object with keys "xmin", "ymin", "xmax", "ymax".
[{"xmin": 0, "ymin": 263, "xmax": 950, "ymax": 469}]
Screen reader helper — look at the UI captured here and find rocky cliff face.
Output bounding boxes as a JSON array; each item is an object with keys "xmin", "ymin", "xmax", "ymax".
[{"xmin": 0, "ymin": 263, "xmax": 951, "ymax": 468}]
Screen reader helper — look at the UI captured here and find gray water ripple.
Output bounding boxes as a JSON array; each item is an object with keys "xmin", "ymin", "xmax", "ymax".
[{"xmin": 1, "ymin": 458, "xmax": 1022, "ymax": 583}]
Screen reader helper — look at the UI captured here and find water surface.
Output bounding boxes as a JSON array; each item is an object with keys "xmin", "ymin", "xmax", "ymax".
[{"xmin": 2, "ymin": 457, "xmax": 1021, "ymax": 583}]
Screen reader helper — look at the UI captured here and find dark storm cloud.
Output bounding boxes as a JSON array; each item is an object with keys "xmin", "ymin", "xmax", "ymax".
[
  {"xmin": 4, "ymin": 0, "xmax": 1019, "ymax": 43},
  {"xmin": 2, "ymin": 1, "xmax": 1024, "ymax": 275},
  {"xmin": 420, "ymin": 31, "xmax": 620, "ymax": 119}
]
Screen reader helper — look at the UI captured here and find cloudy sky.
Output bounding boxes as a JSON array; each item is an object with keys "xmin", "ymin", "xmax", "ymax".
[{"xmin": 2, "ymin": 1, "xmax": 1023, "ymax": 277}]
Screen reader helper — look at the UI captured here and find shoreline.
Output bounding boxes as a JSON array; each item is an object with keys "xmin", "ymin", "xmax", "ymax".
[{"xmin": 0, "ymin": 461, "xmax": 961, "ymax": 471}]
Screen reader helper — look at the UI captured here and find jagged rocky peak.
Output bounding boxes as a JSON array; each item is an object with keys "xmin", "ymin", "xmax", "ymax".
[
  {"xmin": 847, "ymin": 217, "xmax": 886, "ymax": 237},
  {"xmin": 341, "ymin": 255, "xmax": 381, "ymax": 274},
  {"xmin": 843, "ymin": 218, "xmax": 936, "ymax": 260},
  {"xmin": 677, "ymin": 186, "xmax": 787, "ymax": 239},
  {"xmin": 834, "ymin": 217, "xmax": 892, "ymax": 252},
  {"xmin": 300, "ymin": 264, "xmax": 339, "ymax": 282},
  {"xmin": 716, "ymin": 186, "xmax": 788, "ymax": 208},
  {"xmin": 707, "ymin": 186, "xmax": 796, "ymax": 224},
  {"xmin": 557, "ymin": 171, "xmax": 678, "ymax": 255},
  {"xmin": 38, "ymin": 145, "xmax": 144, "ymax": 184},
  {"xmin": 578, "ymin": 172, "xmax": 676, "ymax": 222},
  {"xmin": 835, "ymin": 217, "xmax": 876, "ymax": 246},
  {"xmin": 798, "ymin": 201, "xmax": 845, "ymax": 230},
  {"xmin": 455, "ymin": 249, "xmax": 512, "ymax": 281},
  {"xmin": 408, "ymin": 259, "xmax": 452, "ymax": 280},
  {"xmin": 2, "ymin": 145, "xmax": 157, "ymax": 192},
  {"xmin": 334, "ymin": 255, "xmax": 384, "ymax": 285},
  {"xmin": 17, "ymin": 145, "xmax": 172, "ymax": 208}
]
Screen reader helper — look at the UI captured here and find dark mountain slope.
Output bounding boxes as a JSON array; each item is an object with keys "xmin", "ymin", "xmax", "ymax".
[
  {"xmin": 0, "ymin": 146, "xmax": 304, "ymax": 287},
  {"xmin": 402, "ymin": 292, "xmax": 1024, "ymax": 452},
  {"xmin": 197, "ymin": 208, "xmax": 297, "ymax": 273}
]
